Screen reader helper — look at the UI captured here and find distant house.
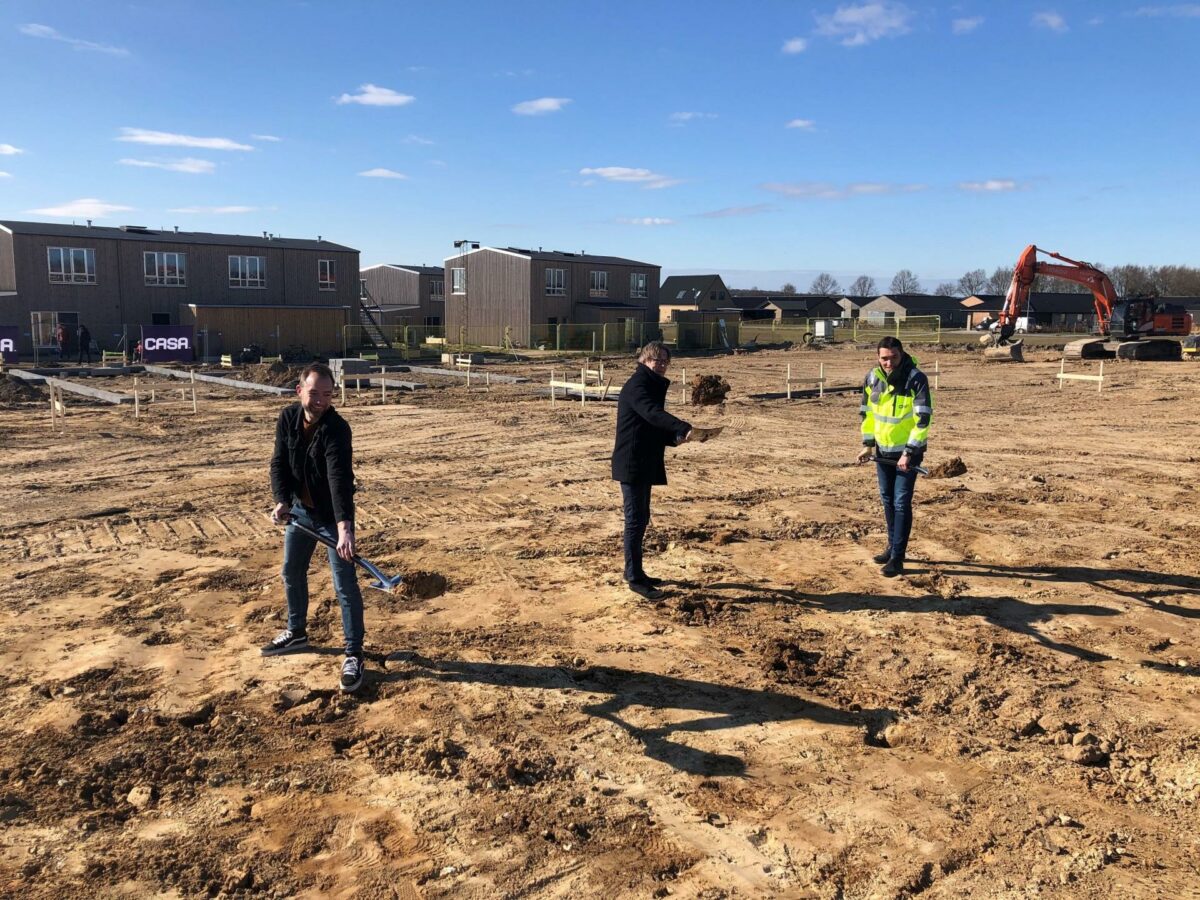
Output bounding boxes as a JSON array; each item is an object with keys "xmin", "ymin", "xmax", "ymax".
[
  {"xmin": 442, "ymin": 246, "xmax": 660, "ymax": 346},
  {"xmin": 659, "ymin": 274, "xmax": 732, "ymax": 322},
  {"xmin": 960, "ymin": 294, "xmax": 1005, "ymax": 328},
  {"xmin": 859, "ymin": 294, "xmax": 968, "ymax": 328},
  {"xmin": 360, "ymin": 264, "xmax": 445, "ymax": 327},
  {"xmin": 963, "ymin": 292, "xmax": 1102, "ymax": 331},
  {"xmin": 728, "ymin": 290, "xmax": 841, "ymax": 321},
  {"xmin": 0, "ymin": 219, "xmax": 359, "ymax": 354}
]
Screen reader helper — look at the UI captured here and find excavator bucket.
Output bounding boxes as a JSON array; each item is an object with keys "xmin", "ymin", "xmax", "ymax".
[{"xmin": 982, "ymin": 339, "xmax": 1024, "ymax": 363}]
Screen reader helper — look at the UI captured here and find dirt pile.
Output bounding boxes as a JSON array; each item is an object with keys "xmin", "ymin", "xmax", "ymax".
[
  {"xmin": 926, "ymin": 455, "xmax": 968, "ymax": 478},
  {"xmin": 0, "ymin": 374, "xmax": 44, "ymax": 405},
  {"xmin": 690, "ymin": 374, "xmax": 730, "ymax": 405},
  {"xmin": 244, "ymin": 361, "xmax": 303, "ymax": 388}
]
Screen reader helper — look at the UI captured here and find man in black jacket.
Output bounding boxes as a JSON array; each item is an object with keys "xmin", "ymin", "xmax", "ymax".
[
  {"xmin": 261, "ymin": 363, "xmax": 367, "ymax": 693},
  {"xmin": 612, "ymin": 341, "xmax": 692, "ymax": 600}
]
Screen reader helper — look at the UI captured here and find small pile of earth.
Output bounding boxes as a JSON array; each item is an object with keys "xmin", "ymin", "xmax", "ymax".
[
  {"xmin": 0, "ymin": 374, "xmax": 44, "ymax": 404},
  {"xmin": 926, "ymin": 456, "xmax": 968, "ymax": 478},
  {"xmin": 399, "ymin": 571, "xmax": 448, "ymax": 600},
  {"xmin": 245, "ymin": 361, "xmax": 303, "ymax": 388},
  {"xmin": 690, "ymin": 374, "xmax": 731, "ymax": 405}
]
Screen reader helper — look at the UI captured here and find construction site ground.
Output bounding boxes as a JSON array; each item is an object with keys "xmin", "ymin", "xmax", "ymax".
[{"xmin": 0, "ymin": 345, "xmax": 1197, "ymax": 898}]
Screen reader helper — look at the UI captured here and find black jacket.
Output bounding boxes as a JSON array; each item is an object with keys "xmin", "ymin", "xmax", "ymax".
[
  {"xmin": 611, "ymin": 364, "xmax": 692, "ymax": 485},
  {"xmin": 270, "ymin": 403, "xmax": 355, "ymax": 524}
]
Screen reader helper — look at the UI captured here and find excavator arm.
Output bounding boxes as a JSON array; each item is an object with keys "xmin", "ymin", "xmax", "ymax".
[{"xmin": 995, "ymin": 245, "xmax": 1117, "ymax": 344}]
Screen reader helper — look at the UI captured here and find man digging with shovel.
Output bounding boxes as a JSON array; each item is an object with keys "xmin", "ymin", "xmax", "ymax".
[{"xmin": 262, "ymin": 363, "xmax": 371, "ymax": 692}]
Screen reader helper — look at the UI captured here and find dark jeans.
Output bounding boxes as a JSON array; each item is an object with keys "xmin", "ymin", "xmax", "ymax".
[
  {"xmin": 875, "ymin": 458, "xmax": 918, "ymax": 561},
  {"xmin": 281, "ymin": 502, "xmax": 364, "ymax": 655},
  {"xmin": 620, "ymin": 481, "xmax": 653, "ymax": 582},
  {"xmin": 77, "ymin": 346, "xmax": 92, "ymax": 364}
]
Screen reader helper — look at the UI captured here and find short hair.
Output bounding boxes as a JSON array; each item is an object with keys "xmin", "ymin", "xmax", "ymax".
[
  {"xmin": 877, "ymin": 336, "xmax": 904, "ymax": 353},
  {"xmin": 300, "ymin": 362, "xmax": 335, "ymax": 386},
  {"xmin": 638, "ymin": 340, "xmax": 671, "ymax": 364}
]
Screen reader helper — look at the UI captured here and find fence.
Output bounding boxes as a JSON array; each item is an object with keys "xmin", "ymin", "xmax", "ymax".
[{"xmin": 342, "ymin": 321, "xmax": 676, "ymax": 356}]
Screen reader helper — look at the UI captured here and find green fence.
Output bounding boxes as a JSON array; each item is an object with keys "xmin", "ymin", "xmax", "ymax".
[
  {"xmin": 344, "ymin": 322, "xmax": 671, "ymax": 356},
  {"xmin": 852, "ymin": 315, "xmax": 942, "ymax": 342}
]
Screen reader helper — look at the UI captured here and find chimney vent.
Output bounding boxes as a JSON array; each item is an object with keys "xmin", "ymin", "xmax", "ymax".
[{"xmin": 86, "ymin": 219, "xmax": 92, "ymax": 227}]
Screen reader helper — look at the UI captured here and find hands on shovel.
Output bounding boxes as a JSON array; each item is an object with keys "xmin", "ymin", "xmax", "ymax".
[
  {"xmin": 857, "ymin": 448, "xmax": 930, "ymax": 477},
  {"xmin": 272, "ymin": 507, "xmax": 403, "ymax": 593}
]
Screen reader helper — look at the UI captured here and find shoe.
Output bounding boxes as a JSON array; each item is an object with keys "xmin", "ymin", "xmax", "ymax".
[
  {"xmin": 881, "ymin": 558, "xmax": 906, "ymax": 578},
  {"xmin": 628, "ymin": 580, "xmax": 664, "ymax": 600},
  {"xmin": 872, "ymin": 550, "xmax": 892, "ymax": 564},
  {"xmin": 636, "ymin": 574, "xmax": 664, "ymax": 587},
  {"xmin": 261, "ymin": 629, "xmax": 308, "ymax": 656},
  {"xmin": 340, "ymin": 654, "xmax": 365, "ymax": 693}
]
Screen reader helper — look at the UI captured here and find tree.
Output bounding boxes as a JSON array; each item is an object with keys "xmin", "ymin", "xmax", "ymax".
[
  {"xmin": 957, "ymin": 268, "xmax": 987, "ymax": 297},
  {"xmin": 809, "ymin": 273, "xmax": 841, "ymax": 295},
  {"xmin": 934, "ymin": 282, "xmax": 958, "ymax": 296},
  {"xmin": 890, "ymin": 269, "xmax": 921, "ymax": 294},
  {"xmin": 780, "ymin": 282, "xmax": 797, "ymax": 294},
  {"xmin": 850, "ymin": 275, "xmax": 876, "ymax": 297},
  {"xmin": 986, "ymin": 265, "xmax": 1014, "ymax": 295}
]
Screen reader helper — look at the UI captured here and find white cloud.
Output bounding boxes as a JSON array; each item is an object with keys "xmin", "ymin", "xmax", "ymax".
[
  {"xmin": 786, "ymin": 118, "xmax": 816, "ymax": 130},
  {"xmin": 18, "ymin": 23, "xmax": 128, "ymax": 56},
  {"xmin": 617, "ymin": 217, "xmax": 675, "ymax": 226},
  {"xmin": 697, "ymin": 204, "xmax": 775, "ymax": 218},
  {"xmin": 0, "ymin": 144, "xmax": 23, "ymax": 156},
  {"xmin": 782, "ymin": 37, "xmax": 808, "ymax": 53},
  {"xmin": 0, "ymin": 171, "xmax": 10, "ymax": 178},
  {"xmin": 762, "ymin": 180, "xmax": 927, "ymax": 199},
  {"xmin": 359, "ymin": 168, "xmax": 408, "ymax": 179},
  {"xmin": 251, "ymin": 134, "xmax": 282, "ymax": 142},
  {"xmin": 402, "ymin": 134, "xmax": 435, "ymax": 145},
  {"xmin": 814, "ymin": 2, "xmax": 913, "ymax": 47},
  {"xmin": 512, "ymin": 97, "xmax": 571, "ymax": 116},
  {"xmin": 952, "ymin": 16, "xmax": 984, "ymax": 34},
  {"xmin": 26, "ymin": 198, "xmax": 134, "ymax": 218},
  {"xmin": 1032, "ymin": 11, "xmax": 1068, "ymax": 31},
  {"xmin": 958, "ymin": 179, "xmax": 1018, "ymax": 192},
  {"xmin": 117, "ymin": 128, "xmax": 253, "ymax": 151},
  {"xmin": 119, "ymin": 157, "xmax": 215, "ymax": 174},
  {"xmin": 168, "ymin": 206, "xmax": 258, "ymax": 214},
  {"xmin": 1133, "ymin": 4, "xmax": 1200, "ymax": 15},
  {"xmin": 336, "ymin": 84, "xmax": 415, "ymax": 106},
  {"xmin": 668, "ymin": 112, "xmax": 718, "ymax": 125},
  {"xmin": 579, "ymin": 166, "xmax": 681, "ymax": 190}
]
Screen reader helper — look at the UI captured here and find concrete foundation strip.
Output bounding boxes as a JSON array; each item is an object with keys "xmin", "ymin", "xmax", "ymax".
[
  {"xmin": 8, "ymin": 369, "xmax": 133, "ymax": 404},
  {"xmin": 141, "ymin": 364, "xmax": 292, "ymax": 396}
]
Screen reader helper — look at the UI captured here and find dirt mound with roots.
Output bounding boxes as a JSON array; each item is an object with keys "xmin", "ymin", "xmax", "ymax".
[
  {"xmin": 690, "ymin": 374, "xmax": 731, "ymax": 405},
  {"xmin": 0, "ymin": 374, "xmax": 45, "ymax": 405},
  {"xmin": 926, "ymin": 455, "xmax": 968, "ymax": 478},
  {"xmin": 244, "ymin": 361, "xmax": 304, "ymax": 388}
]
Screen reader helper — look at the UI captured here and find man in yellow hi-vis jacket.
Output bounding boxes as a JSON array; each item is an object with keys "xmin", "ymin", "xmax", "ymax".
[{"xmin": 856, "ymin": 336, "xmax": 932, "ymax": 576}]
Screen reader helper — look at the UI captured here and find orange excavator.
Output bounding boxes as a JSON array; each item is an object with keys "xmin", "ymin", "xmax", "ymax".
[{"xmin": 984, "ymin": 244, "xmax": 1192, "ymax": 361}]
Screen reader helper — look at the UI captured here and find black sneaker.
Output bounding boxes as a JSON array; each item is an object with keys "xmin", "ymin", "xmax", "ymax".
[
  {"xmin": 872, "ymin": 550, "xmax": 892, "ymax": 564},
  {"xmin": 628, "ymin": 580, "xmax": 664, "ymax": 601},
  {"xmin": 261, "ymin": 629, "xmax": 308, "ymax": 656},
  {"xmin": 638, "ymin": 574, "xmax": 664, "ymax": 587},
  {"xmin": 340, "ymin": 655, "xmax": 365, "ymax": 693},
  {"xmin": 881, "ymin": 558, "xmax": 906, "ymax": 578}
]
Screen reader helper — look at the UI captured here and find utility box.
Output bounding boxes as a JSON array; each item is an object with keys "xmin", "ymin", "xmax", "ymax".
[
  {"xmin": 814, "ymin": 319, "xmax": 838, "ymax": 340},
  {"xmin": 328, "ymin": 357, "xmax": 372, "ymax": 386}
]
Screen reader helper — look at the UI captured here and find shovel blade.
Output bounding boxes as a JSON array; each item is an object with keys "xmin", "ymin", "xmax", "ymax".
[{"xmin": 367, "ymin": 574, "xmax": 405, "ymax": 594}]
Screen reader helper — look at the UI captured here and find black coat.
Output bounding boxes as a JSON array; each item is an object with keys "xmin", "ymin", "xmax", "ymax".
[
  {"xmin": 611, "ymin": 364, "xmax": 692, "ymax": 485},
  {"xmin": 270, "ymin": 403, "xmax": 356, "ymax": 524}
]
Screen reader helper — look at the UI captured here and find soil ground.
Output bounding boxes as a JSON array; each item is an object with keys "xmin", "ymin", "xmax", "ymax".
[{"xmin": 0, "ymin": 345, "xmax": 1198, "ymax": 899}]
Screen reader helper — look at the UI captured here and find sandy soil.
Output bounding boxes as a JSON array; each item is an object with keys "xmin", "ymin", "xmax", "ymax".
[{"xmin": 0, "ymin": 345, "xmax": 1198, "ymax": 898}]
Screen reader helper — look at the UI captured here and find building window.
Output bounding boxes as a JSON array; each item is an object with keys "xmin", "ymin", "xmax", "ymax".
[
  {"xmin": 152, "ymin": 312, "xmax": 171, "ymax": 325},
  {"xmin": 144, "ymin": 251, "xmax": 187, "ymax": 287},
  {"xmin": 431, "ymin": 278, "xmax": 444, "ymax": 299},
  {"xmin": 229, "ymin": 255, "xmax": 266, "ymax": 288},
  {"xmin": 630, "ymin": 273, "xmax": 647, "ymax": 299},
  {"xmin": 545, "ymin": 268, "xmax": 565, "ymax": 296},
  {"xmin": 589, "ymin": 270, "xmax": 608, "ymax": 297},
  {"xmin": 710, "ymin": 291, "xmax": 717, "ymax": 301},
  {"xmin": 423, "ymin": 316, "xmax": 441, "ymax": 327},
  {"xmin": 451, "ymin": 267, "xmax": 466, "ymax": 294},
  {"xmin": 47, "ymin": 247, "xmax": 96, "ymax": 284},
  {"xmin": 718, "ymin": 291, "xmax": 725, "ymax": 301},
  {"xmin": 318, "ymin": 259, "xmax": 336, "ymax": 291}
]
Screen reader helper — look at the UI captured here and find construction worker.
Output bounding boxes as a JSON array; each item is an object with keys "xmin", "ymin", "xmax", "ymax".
[{"xmin": 856, "ymin": 336, "xmax": 932, "ymax": 577}]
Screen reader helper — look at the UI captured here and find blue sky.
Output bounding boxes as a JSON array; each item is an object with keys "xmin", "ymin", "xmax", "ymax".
[{"xmin": 1, "ymin": 1, "xmax": 1197, "ymax": 290}]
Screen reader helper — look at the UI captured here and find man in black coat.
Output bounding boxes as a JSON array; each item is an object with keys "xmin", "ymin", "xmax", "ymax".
[
  {"xmin": 612, "ymin": 341, "xmax": 692, "ymax": 600},
  {"xmin": 261, "ymin": 362, "xmax": 367, "ymax": 693}
]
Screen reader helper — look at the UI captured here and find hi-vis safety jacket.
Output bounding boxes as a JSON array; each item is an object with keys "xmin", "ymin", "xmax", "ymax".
[{"xmin": 860, "ymin": 354, "xmax": 932, "ymax": 458}]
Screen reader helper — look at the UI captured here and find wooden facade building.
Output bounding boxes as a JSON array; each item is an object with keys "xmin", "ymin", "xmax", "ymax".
[{"xmin": 360, "ymin": 264, "xmax": 445, "ymax": 328}]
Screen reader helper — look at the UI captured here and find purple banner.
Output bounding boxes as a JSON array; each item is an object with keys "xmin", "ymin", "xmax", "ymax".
[
  {"xmin": 140, "ymin": 325, "xmax": 194, "ymax": 363},
  {"xmin": 0, "ymin": 326, "xmax": 18, "ymax": 364}
]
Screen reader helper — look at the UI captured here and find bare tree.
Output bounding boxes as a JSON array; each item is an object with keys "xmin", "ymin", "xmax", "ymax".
[
  {"xmin": 809, "ymin": 273, "xmax": 841, "ymax": 295},
  {"xmin": 934, "ymin": 282, "xmax": 958, "ymax": 296},
  {"xmin": 780, "ymin": 282, "xmax": 797, "ymax": 294},
  {"xmin": 889, "ymin": 269, "xmax": 921, "ymax": 294},
  {"xmin": 850, "ymin": 275, "xmax": 876, "ymax": 297},
  {"xmin": 986, "ymin": 265, "xmax": 1014, "ymax": 295},
  {"xmin": 957, "ymin": 268, "xmax": 987, "ymax": 296}
]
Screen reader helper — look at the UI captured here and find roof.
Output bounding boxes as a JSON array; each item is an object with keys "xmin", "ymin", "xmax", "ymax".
[
  {"xmin": 387, "ymin": 264, "xmax": 444, "ymax": 276},
  {"xmin": 0, "ymin": 220, "xmax": 356, "ymax": 252},
  {"xmin": 962, "ymin": 294, "xmax": 1005, "ymax": 310},
  {"xmin": 661, "ymin": 275, "xmax": 725, "ymax": 302},
  {"xmin": 183, "ymin": 303, "xmax": 351, "ymax": 310},
  {"xmin": 764, "ymin": 298, "xmax": 824, "ymax": 311},
  {"xmin": 443, "ymin": 246, "xmax": 655, "ymax": 267},
  {"xmin": 872, "ymin": 294, "xmax": 966, "ymax": 310}
]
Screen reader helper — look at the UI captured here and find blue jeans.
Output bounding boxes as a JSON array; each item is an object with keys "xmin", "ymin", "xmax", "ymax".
[
  {"xmin": 875, "ymin": 459, "xmax": 918, "ymax": 561},
  {"xmin": 620, "ymin": 482, "xmax": 653, "ymax": 582},
  {"xmin": 281, "ymin": 502, "xmax": 364, "ymax": 655}
]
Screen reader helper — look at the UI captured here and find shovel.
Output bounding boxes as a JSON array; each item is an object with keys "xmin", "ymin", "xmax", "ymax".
[
  {"xmin": 282, "ymin": 515, "xmax": 404, "ymax": 593},
  {"xmin": 867, "ymin": 455, "xmax": 930, "ymax": 477}
]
